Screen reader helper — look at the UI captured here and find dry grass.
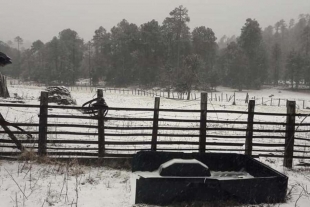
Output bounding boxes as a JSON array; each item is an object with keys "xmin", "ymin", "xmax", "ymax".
[{"xmin": 18, "ymin": 149, "xmax": 37, "ymax": 161}]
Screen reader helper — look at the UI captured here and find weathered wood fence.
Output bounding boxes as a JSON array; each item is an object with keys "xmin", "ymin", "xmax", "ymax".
[{"xmin": 1, "ymin": 89, "xmax": 310, "ymax": 168}]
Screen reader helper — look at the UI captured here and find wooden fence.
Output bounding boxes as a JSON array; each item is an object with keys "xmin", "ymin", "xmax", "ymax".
[
  {"xmin": 72, "ymin": 87, "xmax": 310, "ymax": 109},
  {"xmin": 8, "ymin": 81, "xmax": 310, "ymax": 108},
  {"xmin": 1, "ymin": 89, "xmax": 310, "ymax": 168}
]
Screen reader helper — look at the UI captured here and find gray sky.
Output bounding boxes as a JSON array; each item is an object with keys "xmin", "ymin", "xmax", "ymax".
[{"xmin": 1, "ymin": 0, "xmax": 309, "ymax": 44}]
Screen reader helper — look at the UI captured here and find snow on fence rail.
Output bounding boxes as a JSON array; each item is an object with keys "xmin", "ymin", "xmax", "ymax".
[{"xmin": 0, "ymin": 90, "xmax": 310, "ymax": 168}]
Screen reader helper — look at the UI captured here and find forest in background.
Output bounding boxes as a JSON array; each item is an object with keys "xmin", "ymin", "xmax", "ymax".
[{"xmin": 1, "ymin": 6, "xmax": 310, "ymax": 95}]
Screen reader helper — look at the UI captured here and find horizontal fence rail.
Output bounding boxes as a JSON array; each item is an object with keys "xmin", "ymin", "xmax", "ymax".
[{"xmin": 1, "ymin": 89, "xmax": 310, "ymax": 168}]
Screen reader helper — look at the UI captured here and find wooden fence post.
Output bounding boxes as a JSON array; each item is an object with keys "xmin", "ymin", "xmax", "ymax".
[
  {"xmin": 303, "ymin": 100, "xmax": 305, "ymax": 109},
  {"xmin": 199, "ymin": 93, "xmax": 208, "ymax": 153},
  {"xmin": 233, "ymin": 92, "xmax": 236, "ymax": 105},
  {"xmin": 97, "ymin": 89, "xmax": 105, "ymax": 157},
  {"xmin": 245, "ymin": 100, "xmax": 255, "ymax": 156},
  {"xmin": 284, "ymin": 101, "xmax": 296, "ymax": 168},
  {"xmin": 151, "ymin": 97, "xmax": 160, "ymax": 151},
  {"xmin": 38, "ymin": 91, "xmax": 48, "ymax": 156}
]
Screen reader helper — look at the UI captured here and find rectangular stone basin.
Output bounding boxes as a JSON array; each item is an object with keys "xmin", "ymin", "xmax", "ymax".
[{"xmin": 132, "ymin": 151, "xmax": 288, "ymax": 205}]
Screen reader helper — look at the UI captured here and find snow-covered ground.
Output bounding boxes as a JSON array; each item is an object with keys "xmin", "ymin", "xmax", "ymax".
[
  {"xmin": 0, "ymin": 159, "xmax": 131, "ymax": 207},
  {"xmin": 1, "ymin": 85, "xmax": 310, "ymax": 206}
]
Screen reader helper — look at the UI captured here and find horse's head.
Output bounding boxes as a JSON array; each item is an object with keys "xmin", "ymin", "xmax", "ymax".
[{"xmin": 0, "ymin": 52, "xmax": 12, "ymax": 67}]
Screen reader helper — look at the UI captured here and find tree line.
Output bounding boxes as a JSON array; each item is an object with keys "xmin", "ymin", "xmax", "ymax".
[{"xmin": 1, "ymin": 6, "xmax": 310, "ymax": 97}]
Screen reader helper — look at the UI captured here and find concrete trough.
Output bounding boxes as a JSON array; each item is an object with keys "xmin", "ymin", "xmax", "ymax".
[{"xmin": 132, "ymin": 151, "xmax": 288, "ymax": 205}]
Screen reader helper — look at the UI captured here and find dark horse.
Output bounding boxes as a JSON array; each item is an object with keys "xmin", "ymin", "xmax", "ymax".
[{"xmin": 0, "ymin": 52, "xmax": 12, "ymax": 67}]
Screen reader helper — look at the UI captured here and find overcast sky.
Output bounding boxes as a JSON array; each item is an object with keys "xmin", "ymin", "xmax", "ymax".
[{"xmin": 1, "ymin": 0, "xmax": 310, "ymax": 44}]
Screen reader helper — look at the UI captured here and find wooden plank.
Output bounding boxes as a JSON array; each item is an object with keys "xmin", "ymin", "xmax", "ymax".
[
  {"xmin": 105, "ymin": 141, "xmax": 151, "ymax": 145},
  {"xmin": 256, "ymin": 154, "xmax": 284, "ymax": 158},
  {"xmin": 47, "ymin": 115, "xmax": 96, "ymax": 120},
  {"xmin": 0, "ymin": 145, "xmax": 36, "ymax": 149},
  {"xmin": 106, "ymin": 133, "xmax": 150, "ymax": 137},
  {"xmin": 97, "ymin": 89, "xmax": 105, "ymax": 157},
  {"xmin": 294, "ymin": 130, "xmax": 310, "ymax": 133},
  {"xmin": 206, "ymin": 110, "xmax": 249, "ymax": 114},
  {"xmin": 206, "ymin": 135, "xmax": 247, "ymax": 138},
  {"xmin": 253, "ymin": 143, "xmax": 285, "ymax": 147},
  {"xmin": 0, "ymin": 131, "xmax": 39, "ymax": 134},
  {"xmin": 98, "ymin": 133, "xmax": 199, "ymax": 137},
  {"xmin": 108, "ymin": 107, "xmax": 200, "ymax": 113},
  {"xmin": 0, "ymin": 103, "xmax": 40, "ymax": 108},
  {"xmin": 47, "ymin": 124, "xmax": 97, "ymax": 128},
  {"xmin": 295, "ymin": 137, "xmax": 310, "ymax": 142},
  {"xmin": 47, "ymin": 152, "xmax": 98, "ymax": 157},
  {"xmin": 47, "ymin": 140, "xmax": 97, "ymax": 144},
  {"xmin": 199, "ymin": 93, "xmax": 208, "ymax": 153},
  {"xmin": 47, "ymin": 132, "xmax": 98, "ymax": 135},
  {"xmin": 206, "ymin": 128, "xmax": 286, "ymax": 133},
  {"xmin": 0, "ymin": 139, "xmax": 38, "ymax": 143},
  {"xmin": 105, "ymin": 126, "xmax": 153, "ymax": 130},
  {"xmin": 156, "ymin": 141, "xmax": 198, "ymax": 145},
  {"xmin": 294, "ymin": 144, "xmax": 310, "ymax": 148},
  {"xmin": 92, "ymin": 126, "xmax": 200, "ymax": 131},
  {"xmin": 204, "ymin": 142, "xmax": 244, "ymax": 146},
  {"xmin": 252, "ymin": 136, "xmax": 285, "ymax": 139},
  {"xmin": 157, "ymin": 127, "xmax": 200, "ymax": 130},
  {"xmin": 158, "ymin": 118, "xmax": 199, "ymax": 122},
  {"xmin": 105, "ymin": 148, "xmax": 199, "ymax": 151},
  {"xmin": 106, "ymin": 148, "xmax": 150, "ymax": 151},
  {"xmin": 284, "ymin": 101, "xmax": 296, "ymax": 168},
  {"xmin": 205, "ymin": 128, "xmax": 247, "ymax": 131},
  {"xmin": 101, "ymin": 153, "xmax": 134, "ymax": 158},
  {"xmin": 293, "ymin": 123, "xmax": 310, "ymax": 126},
  {"xmin": 46, "ymin": 147, "xmax": 98, "ymax": 150},
  {"xmin": 207, "ymin": 120, "xmax": 287, "ymax": 126},
  {"xmin": 102, "ymin": 117, "xmax": 200, "ymax": 122},
  {"xmin": 206, "ymin": 120, "xmax": 248, "ymax": 125},
  {"xmin": 1, "ymin": 123, "xmax": 39, "ymax": 127},
  {"xmin": 157, "ymin": 134, "xmax": 199, "ymax": 137},
  {"xmin": 245, "ymin": 100, "xmax": 255, "ymax": 156},
  {"xmin": 0, "ymin": 113, "xmax": 25, "ymax": 152},
  {"xmin": 151, "ymin": 97, "xmax": 160, "ymax": 151},
  {"xmin": 253, "ymin": 112, "xmax": 287, "ymax": 116},
  {"xmin": 38, "ymin": 91, "xmax": 48, "ymax": 156},
  {"xmin": 252, "ymin": 149, "xmax": 285, "ymax": 153},
  {"xmin": 205, "ymin": 149, "xmax": 244, "ymax": 152}
]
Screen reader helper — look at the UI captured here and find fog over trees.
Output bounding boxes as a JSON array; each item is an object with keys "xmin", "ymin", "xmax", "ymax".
[{"xmin": 1, "ymin": 6, "xmax": 310, "ymax": 92}]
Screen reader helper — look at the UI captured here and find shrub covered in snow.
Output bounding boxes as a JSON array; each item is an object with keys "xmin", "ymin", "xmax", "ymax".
[{"xmin": 44, "ymin": 86, "xmax": 76, "ymax": 105}]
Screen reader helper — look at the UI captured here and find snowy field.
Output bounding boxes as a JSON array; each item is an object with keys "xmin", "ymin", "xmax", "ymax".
[{"xmin": 1, "ymin": 85, "xmax": 310, "ymax": 206}]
